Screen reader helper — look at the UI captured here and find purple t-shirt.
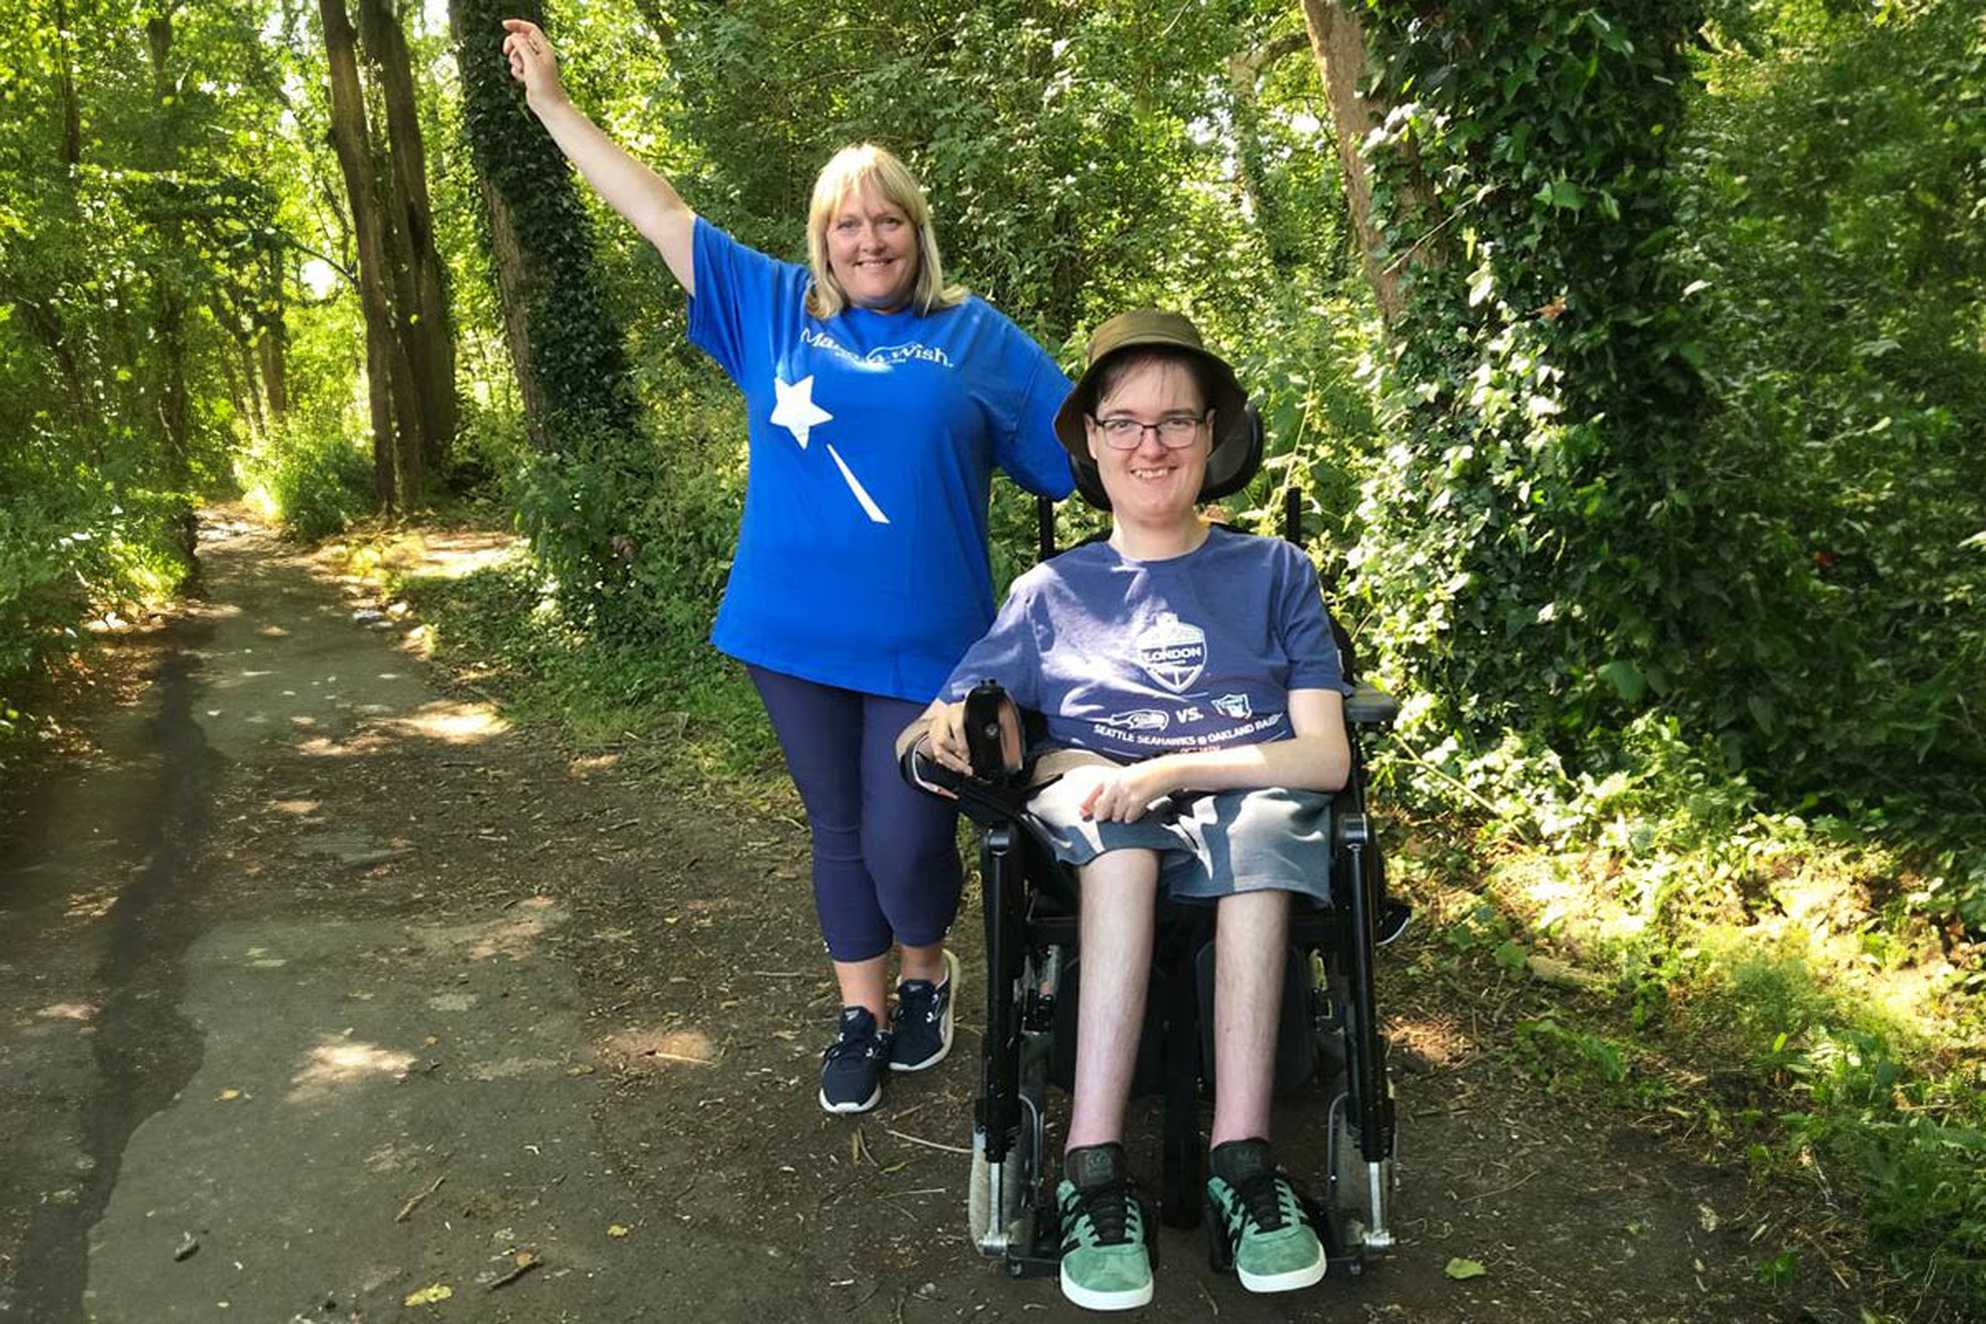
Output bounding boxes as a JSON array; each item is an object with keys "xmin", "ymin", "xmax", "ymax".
[{"xmin": 938, "ymin": 526, "xmax": 1349, "ymax": 761}]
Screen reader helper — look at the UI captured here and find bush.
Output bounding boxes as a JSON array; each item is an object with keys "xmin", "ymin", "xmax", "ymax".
[
  {"xmin": 0, "ymin": 422, "xmax": 191, "ymax": 726},
  {"xmin": 238, "ymin": 419, "xmax": 377, "ymax": 540}
]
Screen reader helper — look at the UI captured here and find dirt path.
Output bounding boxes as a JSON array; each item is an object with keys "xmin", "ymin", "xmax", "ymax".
[{"xmin": 0, "ymin": 515, "xmax": 1876, "ymax": 1322}]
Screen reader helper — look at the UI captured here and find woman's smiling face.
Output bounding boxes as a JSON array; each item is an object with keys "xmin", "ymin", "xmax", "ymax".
[
  {"xmin": 825, "ymin": 184, "xmax": 919, "ymax": 311},
  {"xmin": 1086, "ymin": 358, "xmax": 1211, "ymax": 526}
]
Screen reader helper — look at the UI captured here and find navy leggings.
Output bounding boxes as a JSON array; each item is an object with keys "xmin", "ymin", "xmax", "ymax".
[{"xmin": 748, "ymin": 665, "xmax": 963, "ymax": 963}]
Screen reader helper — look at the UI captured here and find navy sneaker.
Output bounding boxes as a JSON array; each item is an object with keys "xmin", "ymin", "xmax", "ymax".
[
  {"xmin": 889, "ymin": 948, "xmax": 958, "ymax": 1073},
  {"xmin": 819, "ymin": 1006, "xmax": 889, "ymax": 1114}
]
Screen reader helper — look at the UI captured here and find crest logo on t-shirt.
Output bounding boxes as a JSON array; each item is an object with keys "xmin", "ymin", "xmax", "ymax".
[
  {"xmin": 1135, "ymin": 613, "xmax": 1206, "ymax": 693},
  {"xmin": 1213, "ymin": 693, "xmax": 1253, "ymax": 720}
]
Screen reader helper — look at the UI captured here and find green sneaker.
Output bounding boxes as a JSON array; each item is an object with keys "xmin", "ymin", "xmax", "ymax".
[
  {"xmin": 1056, "ymin": 1144, "xmax": 1154, "ymax": 1311},
  {"xmin": 1206, "ymin": 1139, "xmax": 1326, "ymax": 1294}
]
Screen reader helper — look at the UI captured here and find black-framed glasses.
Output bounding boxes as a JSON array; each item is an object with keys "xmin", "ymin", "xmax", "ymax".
[{"xmin": 1087, "ymin": 412, "xmax": 1210, "ymax": 450}]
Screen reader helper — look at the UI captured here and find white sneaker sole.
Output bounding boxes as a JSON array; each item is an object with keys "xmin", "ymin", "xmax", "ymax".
[
  {"xmin": 817, "ymin": 1082, "xmax": 882, "ymax": 1115},
  {"xmin": 1059, "ymin": 1264, "xmax": 1154, "ymax": 1311},
  {"xmin": 1237, "ymin": 1253, "xmax": 1327, "ymax": 1293}
]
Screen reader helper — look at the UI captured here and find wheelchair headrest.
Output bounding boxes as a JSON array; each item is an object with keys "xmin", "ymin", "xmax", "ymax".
[{"xmin": 1069, "ymin": 400, "xmax": 1265, "ymax": 512}]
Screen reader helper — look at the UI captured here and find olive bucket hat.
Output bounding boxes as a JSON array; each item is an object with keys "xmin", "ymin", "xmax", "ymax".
[{"xmin": 1053, "ymin": 309, "xmax": 1257, "ymax": 510}]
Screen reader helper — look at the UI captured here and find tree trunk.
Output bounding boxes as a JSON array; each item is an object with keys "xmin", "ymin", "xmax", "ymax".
[
  {"xmin": 476, "ymin": 176, "xmax": 553, "ymax": 452},
  {"xmin": 210, "ymin": 292, "xmax": 267, "ymax": 439},
  {"xmin": 54, "ymin": 0, "xmax": 82, "ymax": 167},
  {"xmin": 1226, "ymin": 32, "xmax": 1308, "ymax": 271},
  {"xmin": 449, "ymin": 0, "xmax": 640, "ymax": 451},
  {"xmin": 145, "ymin": 6, "xmax": 196, "ymax": 559},
  {"xmin": 365, "ymin": 331, "xmax": 396, "ymax": 506},
  {"xmin": 358, "ymin": 0, "xmax": 455, "ymax": 481},
  {"xmin": 1298, "ymin": 0, "xmax": 1404, "ymax": 323},
  {"xmin": 321, "ymin": 0, "xmax": 421, "ymax": 509},
  {"xmin": 257, "ymin": 246, "xmax": 289, "ymax": 424}
]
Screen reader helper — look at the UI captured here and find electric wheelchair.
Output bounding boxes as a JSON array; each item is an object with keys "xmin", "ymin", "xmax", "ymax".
[{"xmin": 902, "ymin": 405, "xmax": 1405, "ymax": 1285}]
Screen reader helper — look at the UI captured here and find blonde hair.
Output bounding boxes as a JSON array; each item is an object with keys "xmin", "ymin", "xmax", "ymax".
[{"xmin": 805, "ymin": 144, "xmax": 968, "ymax": 319}]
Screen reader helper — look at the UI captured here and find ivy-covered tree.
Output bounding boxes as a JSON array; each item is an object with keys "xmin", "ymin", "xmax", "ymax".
[{"xmin": 1319, "ymin": 3, "xmax": 1729, "ymax": 766}]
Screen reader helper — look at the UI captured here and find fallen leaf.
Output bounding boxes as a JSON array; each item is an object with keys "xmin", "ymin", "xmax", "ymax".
[
  {"xmin": 566, "ymin": 1064, "xmax": 596, "ymax": 1076},
  {"xmin": 1445, "ymin": 1257, "xmax": 1488, "ymax": 1281},
  {"xmin": 215, "ymin": 1089, "xmax": 242, "ymax": 1102},
  {"xmin": 607, "ymin": 1224, "xmax": 630, "ymax": 1239},
  {"xmin": 404, "ymin": 1284, "xmax": 454, "ymax": 1306}
]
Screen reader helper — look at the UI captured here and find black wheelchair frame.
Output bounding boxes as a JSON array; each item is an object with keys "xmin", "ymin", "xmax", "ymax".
[{"xmin": 906, "ymin": 427, "xmax": 1403, "ymax": 1283}]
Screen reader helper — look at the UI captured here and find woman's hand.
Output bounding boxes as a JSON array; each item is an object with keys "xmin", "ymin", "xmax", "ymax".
[
  {"xmin": 921, "ymin": 701, "xmax": 972, "ymax": 776},
  {"xmin": 1068, "ymin": 759, "xmax": 1179, "ymax": 824},
  {"xmin": 501, "ymin": 19, "xmax": 567, "ymax": 112}
]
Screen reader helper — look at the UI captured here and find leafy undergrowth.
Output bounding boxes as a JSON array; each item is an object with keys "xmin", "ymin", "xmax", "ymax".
[
  {"xmin": 1388, "ymin": 780, "xmax": 1986, "ymax": 1318},
  {"xmin": 323, "ymin": 513, "xmax": 777, "ymax": 788}
]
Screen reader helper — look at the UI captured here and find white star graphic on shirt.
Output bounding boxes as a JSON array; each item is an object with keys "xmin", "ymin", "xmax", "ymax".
[
  {"xmin": 770, "ymin": 374, "xmax": 832, "ymax": 450},
  {"xmin": 767, "ymin": 373, "xmax": 890, "ymax": 525}
]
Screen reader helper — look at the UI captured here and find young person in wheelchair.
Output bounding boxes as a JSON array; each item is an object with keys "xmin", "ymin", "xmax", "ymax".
[{"xmin": 900, "ymin": 311, "xmax": 1354, "ymax": 1310}]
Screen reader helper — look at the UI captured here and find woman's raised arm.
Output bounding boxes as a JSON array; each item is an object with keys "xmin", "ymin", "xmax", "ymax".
[{"xmin": 500, "ymin": 19, "xmax": 696, "ymax": 294}]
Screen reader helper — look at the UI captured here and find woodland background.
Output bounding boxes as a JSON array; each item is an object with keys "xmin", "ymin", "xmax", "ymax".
[{"xmin": 1, "ymin": 0, "xmax": 1981, "ymax": 1311}]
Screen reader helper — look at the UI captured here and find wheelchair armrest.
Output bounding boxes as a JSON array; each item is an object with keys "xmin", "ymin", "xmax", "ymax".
[
  {"xmin": 899, "ymin": 743, "xmax": 1051, "ymax": 827},
  {"xmin": 897, "ymin": 682, "xmax": 1051, "ymax": 829},
  {"xmin": 1345, "ymin": 681, "xmax": 1398, "ymax": 730}
]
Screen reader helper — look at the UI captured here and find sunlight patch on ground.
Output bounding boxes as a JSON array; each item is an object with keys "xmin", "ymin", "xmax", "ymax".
[
  {"xmin": 270, "ymin": 799, "xmax": 321, "ymax": 816},
  {"xmin": 287, "ymin": 1034, "xmax": 418, "ymax": 1105},
  {"xmin": 37, "ymin": 1002, "xmax": 97, "ymax": 1022},
  {"xmin": 605, "ymin": 1026, "xmax": 719, "ymax": 1069},
  {"xmin": 567, "ymin": 752, "xmax": 622, "ymax": 778},
  {"xmin": 416, "ymin": 896, "xmax": 563, "ymax": 962},
  {"xmin": 1387, "ymin": 1012, "xmax": 1476, "ymax": 1067},
  {"xmin": 65, "ymin": 887, "xmax": 119, "ymax": 921},
  {"xmin": 470, "ymin": 1056, "xmax": 563, "ymax": 1081},
  {"xmin": 376, "ymin": 699, "xmax": 511, "ymax": 743},
  {"xmin": 417, "ymin": 531, "xmax": 520, "ymax": 579}
]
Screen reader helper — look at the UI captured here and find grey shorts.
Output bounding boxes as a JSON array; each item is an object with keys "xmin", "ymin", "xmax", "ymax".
[{"xmin": 1026, "ymin": 771, "xmax": 1334, "ymax": 906}]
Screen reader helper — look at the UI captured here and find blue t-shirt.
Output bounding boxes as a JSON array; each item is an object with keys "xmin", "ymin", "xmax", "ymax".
[
  {"xmin": 938, "ymin": 526, "xmax": 1350, "ymax": 761},
  {"xmin": 687, "ymin": 219, "xmax": 1075, "ymax": 702}
]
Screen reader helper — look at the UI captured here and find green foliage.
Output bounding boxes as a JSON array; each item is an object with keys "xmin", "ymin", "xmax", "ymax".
[
  {"xmin": 1675, "ymin": 0, "xmax": 1986, "ymax": 806},
  {"xmin": 1350, "ymin": 1, "xmax": 1720, "ymax": 757},
  {"xmin": 0, "ymin": 421, "xmax": 189, "ymax": 692},
  {"xmin": 237, "ymin": 419, "xmax": 375, "ymax": 540},
  {"xmin": 1514, "ymin": 1015, "xmax": 1633, "ymax": 1091}
]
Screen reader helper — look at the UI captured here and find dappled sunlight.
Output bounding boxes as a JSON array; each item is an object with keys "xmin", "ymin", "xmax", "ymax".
[
  {"xmin": 37, "ymin": 1001, "xmax": 97, "ymax": 1022},
  {"xmin": 604, "ymin": 1025, "xmax": 719, "ymax": 1069},
  {"xmin": 1387, "ymin": 1011, "xmax": 1477, "ymax": 1068},
  {"xmin": 65, "ymin": 887, "xmax": 119, "ymax": 921},
  {"xmin": 417, "ymin": 896, "xmax": 563, "ymax": 961},
  {"xmin": 415, "ymin": 531, "xmax": 520, "ymax": 579},
  {"xmin": 567, "ymin": 752, "xmax": 621, "ymax": 778},
  {"xmin": 287, "ymin": 1034, "xmax": 418, "ymax": 1105},
  {"xmin": 376, "ymin": 698, "xmax": 510, "ymax": 743}
]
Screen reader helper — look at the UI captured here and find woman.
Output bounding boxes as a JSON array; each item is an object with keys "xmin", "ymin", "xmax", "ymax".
[
  {"xmin": 904, "ymin": 311, "xmax": 1348, "ymax": 1309},
  {"xmin": 500, "ymin": 20, "xmax": 1075, "ymax": 1115}
]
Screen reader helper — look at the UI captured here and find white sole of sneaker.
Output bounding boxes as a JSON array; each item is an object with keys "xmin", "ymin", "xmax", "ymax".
[
  {"xmin": 1237, "ymin": 1254, "xmax": 1327, "ymax": 1293},
  {"xmin": 817, "ymin": 1083, "xmax": 882, "ymax": 1115},
  {"xmin": 890, "ymin": 948, "xmax": 959, "ymax": 1073},
  {"xmin": 1059, "ymin": 1264, "xmax": 1154, "ymax": 1311}
]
